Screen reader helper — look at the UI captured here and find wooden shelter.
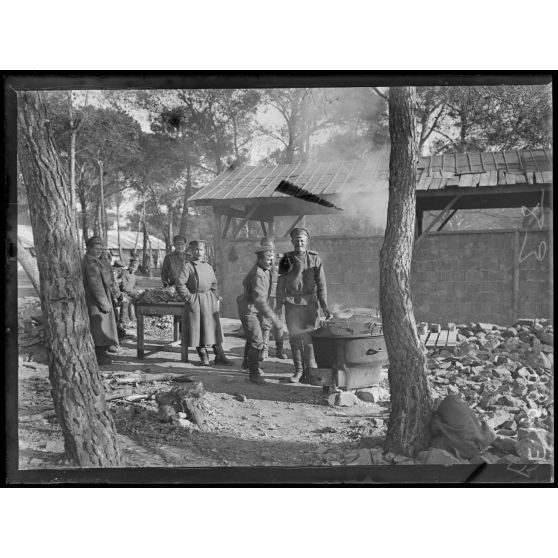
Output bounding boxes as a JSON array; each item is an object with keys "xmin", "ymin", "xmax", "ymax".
[{"xmin": 189, "ymin": 147, "xmax": 553, "ymax": 243}]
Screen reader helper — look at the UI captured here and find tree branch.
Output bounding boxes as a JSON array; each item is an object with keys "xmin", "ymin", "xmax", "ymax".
[{"xmin": 371, "ymin": 87, "xmax": 389, "ymax": 102}]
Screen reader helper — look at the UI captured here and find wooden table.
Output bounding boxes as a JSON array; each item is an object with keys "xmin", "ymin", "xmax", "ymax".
[{"xmin": 136, "ymin": 302, "xmax": 189, "ymax": 362}]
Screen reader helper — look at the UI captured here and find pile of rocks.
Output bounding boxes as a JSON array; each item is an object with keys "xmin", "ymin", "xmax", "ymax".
[
  {"xmin": 425, "ymin": 319, "xmax": 553, "ymax": 463},
  {"xmin": 335, "ymin": 318, "xmax": 553, "ymax": 465}
]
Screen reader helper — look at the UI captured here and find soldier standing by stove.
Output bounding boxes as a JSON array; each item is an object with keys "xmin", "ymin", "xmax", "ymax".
[
  {"xmin": 237, "ymin": 246, "xmax": 284, "ymax": 384},
  {"xmin": 258, "ymin": 237, "xmax": 287, "ymax": 361},
  {"xmin": 276, "ymin": 227, "xmax": 331, "ymax": 383}
]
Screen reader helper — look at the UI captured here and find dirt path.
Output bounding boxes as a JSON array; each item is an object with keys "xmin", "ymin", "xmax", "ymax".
[{"xmin": 18, "ymin": 303, "xmax": 389, "ymax": 469}]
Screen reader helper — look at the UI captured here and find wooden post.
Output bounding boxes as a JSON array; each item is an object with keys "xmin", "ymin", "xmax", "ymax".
[
  {"xmin": 512, "ymin": 230, "xmax": 520, "ymax": 324},
  {"xmin": 213, "ymin": 208, "xmax": 225, "ymax": 296}
]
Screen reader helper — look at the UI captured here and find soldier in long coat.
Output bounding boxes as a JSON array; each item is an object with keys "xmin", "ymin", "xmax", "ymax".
[
  {"xmin": 237, "ymin": 246, "xmax": 284, "ymax": 384},
  {"xmin": 276, "ymin": 227, "xmax": 331, "ymax": 383},
  {"xmin": 176, "ymin": 240, "xmax": 232, "ymax": 367},
  {"xmin": 82, "ymin": 236, "xmax": 120, "ymax": 365}
]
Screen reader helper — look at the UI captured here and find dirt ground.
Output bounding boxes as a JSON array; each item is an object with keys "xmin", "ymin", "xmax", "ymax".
[
  {"xmin": 16, "ymin": 271, "xmax": 553, "ymax": 471},
  {"xmin": 17, "ymin": 273, "xmax": 390, "ymax": 469}
]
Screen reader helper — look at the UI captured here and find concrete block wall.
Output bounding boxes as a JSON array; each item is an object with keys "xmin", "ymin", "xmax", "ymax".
[{"xmin": 216, "ymin": 229, "xmax": 552, "ymax": 327}]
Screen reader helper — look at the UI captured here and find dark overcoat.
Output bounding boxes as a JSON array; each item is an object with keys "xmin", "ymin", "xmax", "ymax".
[
  {"xmin": 82, "ymin": 253, "xmax": 119, "ymax": 348},
  {"xmin": 176, "ymin": 260, "xmax": 223, "ymax": 347}
]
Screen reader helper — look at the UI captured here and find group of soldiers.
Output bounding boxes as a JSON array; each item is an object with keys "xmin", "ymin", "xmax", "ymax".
[{"xmin": 82, "ymin": 226, "xmax": 331, "ymax": 385}]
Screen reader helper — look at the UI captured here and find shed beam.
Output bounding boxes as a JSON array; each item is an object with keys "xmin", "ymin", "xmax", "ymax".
[
  {"xmin": 414, "ymin": 196, "xmax": 461, "ymax": 250},
  {"xmin": 231, "ymin": 204, "xmax": 262, "ymax": 239},
  {"xmin": 222, "ymin": 215, "xmax": 232, "ymax": 239}
]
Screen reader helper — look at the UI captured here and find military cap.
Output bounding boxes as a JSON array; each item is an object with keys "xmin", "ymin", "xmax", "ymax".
[
  {"xmin": 260, "ymin": 236, "xmax": 275, "ymax": 249},
  {"xmin": 173, "ymin": 234, "xmax": 187, "ymax": 244},
  {"xmin": 255, "ymin": 247, "xmax": 274, "ymax": 257},
  {"xmin": 289, "ymin": 227, "xmax": 310, "ymax": 240},
  {"xmin": 85, "ymin": 235, "xmax": 104, "ymax": 247},
  {"xmin": 189, "ymin": 240, "xmax": 207, "ymax": 249},
  {"xmin": 112, "ymin": 259, "xmax": 125, "ymax": 268}
]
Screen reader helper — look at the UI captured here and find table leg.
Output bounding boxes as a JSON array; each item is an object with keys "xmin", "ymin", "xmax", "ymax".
[
  {"xmin": 181, "ymin": 308, "xmax": 188, "ymax": 362},
  {"xmin": 173, "ymin": 316, "xmax": 179, "ymax": 342},
  {"xmin": 137, "ymin": 308, "xmax": 144, "ymax": 359}
]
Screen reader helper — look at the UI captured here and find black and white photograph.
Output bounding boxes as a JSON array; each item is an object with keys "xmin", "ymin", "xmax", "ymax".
[{"xmin": 4, "ymin": 73, "xmax": 553, "ymax": 485}]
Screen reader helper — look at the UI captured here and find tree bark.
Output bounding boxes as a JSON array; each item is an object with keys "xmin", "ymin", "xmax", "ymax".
[
  {"xmin": 179, "ymin": 160, "xmax": 192, "ymax": 238},
  {"xmin": 18, "ymin": 91, "xmax": 123, "ymax": 467},
  {"xmin": 17, "ymin": 236, "xmax": 40, "ymax": 294},
  {"xmin": 380, "ymin": 87, "xmax": 433, "ymax": 457}
]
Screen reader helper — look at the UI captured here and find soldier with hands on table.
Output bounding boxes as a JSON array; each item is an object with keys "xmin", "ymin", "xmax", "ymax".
[
  {"xmin": 161, "ymin": 234, "xmax": 191, "ymax": 287},
  {"xmin": 276, "ymin": 227, "xmax": 331, "ymax": 383},
  {"xmin": 237, "ymin": 246, "xmax": 285, "ymax": 384},
  {"xmin": 175, "ymin": 240, "xmax": 232, "ymax": 367}
]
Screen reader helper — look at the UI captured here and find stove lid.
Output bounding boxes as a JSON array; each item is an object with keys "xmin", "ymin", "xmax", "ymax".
[{"xmin": 313, "ymin": 318, "xmax": 383, "ymax": 338}]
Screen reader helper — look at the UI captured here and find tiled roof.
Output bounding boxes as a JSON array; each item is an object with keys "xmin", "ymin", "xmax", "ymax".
[{"xmin": 189, "ymin": 147, "xmax": 552, "ymax": 202}]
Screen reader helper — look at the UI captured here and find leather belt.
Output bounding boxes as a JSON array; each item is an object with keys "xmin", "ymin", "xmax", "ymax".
[{"xmin": 195, "ymin": 289, "xmax": 209, "ymax": 293}]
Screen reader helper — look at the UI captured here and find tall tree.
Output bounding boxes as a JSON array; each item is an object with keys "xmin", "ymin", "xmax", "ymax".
[
  {"xmin": 380, "ymin": 87, "xmax": 433, "ymax": 456},
  {"xmin": 18, "ymin": 91, "xmax": 123, "ymax": 467}
]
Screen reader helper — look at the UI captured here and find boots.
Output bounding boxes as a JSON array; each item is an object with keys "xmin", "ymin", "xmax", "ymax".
[
  {"xmin": 95, "ymin": 348, "xmax": 112, "ymax": 366},
  {"xmin": 301, "ymin": 341, "xmax": 317, "ymax": 383},
  {"xmin": 197, "ymin": 346, "xmax": 210, "ymax": 366},
  {"xmin": 241, "ymin": 341, "xmax": 249, "ymax": 370},
  {"xmin": 260, "ymin": 329, "xmax": 270, "ymax": 361},
  {"xmin": 213, "ymin": 344, "xmax": 233, "ymax": 366},
  {"xmin": 248, "ymin": 346, "xmax": 266, "ymax": 385},
  {"xmin": 275, "ymin": 337, "xmax": 287, "ymax": 359},
  {"xmin": 289, "ymin": 338, "xmax": 304, "ymax": 383}
]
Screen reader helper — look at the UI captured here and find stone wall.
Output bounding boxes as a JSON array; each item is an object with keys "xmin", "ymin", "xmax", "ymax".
[{"xmin": 216, "ymin": 229, "xmax": 553, "ymax": 327}]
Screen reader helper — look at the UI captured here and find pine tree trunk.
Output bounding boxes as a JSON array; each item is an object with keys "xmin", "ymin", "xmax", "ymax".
[
  {"xmin": 179, "ymin": 161, "xmax": 192, "ymax": 238},
  {"xmin": 17, "ymin": 91, "xmax": 123, "ymax": 467},
  {"xmin": 380, "ymin": 87, "xmax": 433, "ymax": 457}
]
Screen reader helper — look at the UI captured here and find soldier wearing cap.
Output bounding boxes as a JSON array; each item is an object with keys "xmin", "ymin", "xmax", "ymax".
[
  {"xmin": 161, "ymin": 234, "xmax": 191, "ymax": 287},
  {"xmin": 257, "ymin": 237, "xmax": 287, "ymax": 362},
  {"xmin": 82, "ymin": 235, "xmax": 121, "ymax": 365},
  {"xmin": 176, "ymin": 240, "xmax": 232, "ymax": 367},
  {"xmin": 237, "ymin": 246, "xmax": 285, "ymax": 384},
  {"xmin": 161, "ymin": 235, "xmax": 192, "ymax": 338},
  {"xmin": 276, "ymin": 227, "xmax": 331, "ymax": 383}
]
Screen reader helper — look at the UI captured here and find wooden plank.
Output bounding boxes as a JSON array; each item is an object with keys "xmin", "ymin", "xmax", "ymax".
[
  {"xmin": 419, "ymin": 332, "xmax": 428, "ymax": 345},
  {"xmin": 417, "ymin": 171, "xmax": 431, "ymax": 190},
  {"xmin": 426, "ymin": 332, "xmax": 440, "ymax": 347},
  {"xmin": 436, "ymin": 330, "xmax": 449, "ymax": 347},
  {"xmin": 447, "ymin": 330, "xmax": 458, "ymax": 346},
  {"xmin": 525, "ymin": 171, "xmax": 534, "ymax": 184},
  {"xmin": 478, "ymin": 172, "xmax": 490, "ymax": 187},
  {"xmin": 428, "ymin": 177, "xmax": 443, "ymax": 190},
  {"xmin": 514, "ymin": 173, "xmax": 527, "ymax": 184},
  {"xmin": 458, "ymin": 174, "xmax": 474, "ymax": 187},
  {"xmin": 445, "ymin": 175, "xmax": 460, "ymax": 187},
  {"xmin": 542, "ymin": 171, "xmax": 553, "ymax": 183},
  {"xmin": 535, "ymin": 172, "xmax": 545, "ymax": 183},
  {"xmin": 470, "ymin": 173, "xmax": 482, "ymax": 187},
  {"xmin": 506, "ymin": 173, "xmax": 516, "ymax": 185},
  {"xmin": 488, "ymin": 170, "xmax": 498, "ymax": 186}
]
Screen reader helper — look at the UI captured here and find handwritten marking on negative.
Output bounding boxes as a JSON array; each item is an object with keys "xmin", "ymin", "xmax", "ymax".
[{"xmin": 519, "ymin": 190, "xmax": 547, "ymax": 263}]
